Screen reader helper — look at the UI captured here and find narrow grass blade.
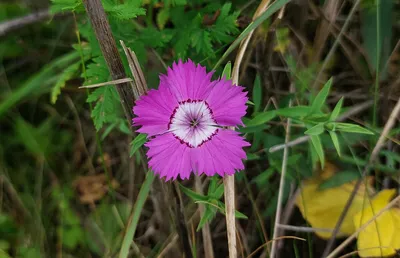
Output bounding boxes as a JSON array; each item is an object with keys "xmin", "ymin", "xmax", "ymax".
[
  {"xmin": 119, "ymin": 171, "xmax": 155, "ymax": 258},
  {"xmin": 213, "ymin": 0, "xmax": 291, "ymax": 70}
]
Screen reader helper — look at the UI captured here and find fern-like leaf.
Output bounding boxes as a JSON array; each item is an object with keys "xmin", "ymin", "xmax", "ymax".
[
  {"xmin": 51, "ymin": 61, "xmax": 81, "ymax": 104},
  {"xmin": 103, "ymin": 0, "xmax": 146, "ymax": 20}
]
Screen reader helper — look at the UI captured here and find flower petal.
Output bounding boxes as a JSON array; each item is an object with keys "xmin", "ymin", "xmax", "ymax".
[
  {"xmin": 205, "ymin": 78, "xmax": 248, "ymax": 126},
  {"xmin": 159, "ymin": 59, "xmax": 214, "ymax": 102},
  {"xmin": 146, "ymin": 133, "xmax": 193, "ymax": 181},
  {"xmin": 192, "ymin": 129, "xmax": 250, "ymax": 177},
  {"xmin": 133, "ymin": 86, "xmax": 176, "ymax": 136}
]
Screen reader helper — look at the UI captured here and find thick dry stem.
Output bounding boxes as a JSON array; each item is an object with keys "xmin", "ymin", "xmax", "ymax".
[
  {"xmin": 82, "ymin": 0, "xmax": 135, "ymax": 123},
  {"xmin": 223, "ymin": 176, "xmax": 237, "ymax": 258}
]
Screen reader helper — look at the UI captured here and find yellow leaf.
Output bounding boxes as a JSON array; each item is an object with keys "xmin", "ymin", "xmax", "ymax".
[
  {"xmin": 354, "ymin": 189, "xmax": 400, "ymax": 257},
  {"xmin": 296, "ymin": 162, "xmax": 373, "ymax": 239}
]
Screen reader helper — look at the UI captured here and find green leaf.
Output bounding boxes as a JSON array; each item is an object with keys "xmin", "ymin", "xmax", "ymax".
[
  {"xmin": 361, "ymin": 0, "xmax": 393, "ymax": 78},
  {"xmin": 156, "ymin": 8, "xmax": 170, "ymax": 30},
  {"xmin": 222, "ymin": 62, "xmax": 232, "ymax": 79},
  {"xmin": 192, "ymin": 30, "xmax": 213, "ymax": 57},
  {"xmin": 88, "ymin": 86, "xmax": 120, "ymax": 131},
  {"xmin": 239, "ymin": 124, "xmax": 269, "ymax": 134},
  {"xmin": 14, "ymin": 118, "xmax": 50, "ymax": 158},
  {"xmin": 217, "ymin": 200, "xmax": 248, "ymax": 219},
  {"xmin": 0, "ymin": 51, "xmax": 81, "ymax": 118},
  {"xmin": 334, "ymin": 123, "xmax": 374, "ymax": 135},
  {"xmin": 246, "ymin": 153, "xmax": 260, "ymax": 161},
  {"xmin": 304, "ymin": 123, "xmax": 325, "ymax": 136},
  {"xmin": 309, "ymin": 78, "xmax": 332, "ymax": 115},
  {"xmin": 103, "ymin": 0, "xmax": 146, "ymax": 21},
  {"xmin": 213, "ymin": 184, "xmax": 224, "ymax": 199},
  {"xmin": 130, "ymin": 134, "xmax": 147, "ymax": 157},
  {"xmin": 310, "ymin": 135, "xmax": 324, "ymax": 168},
  {"xmin": 253, "ymin": 75, "xmax": 262, "ymax": 113},
  {"xmin": 329, "ymin": 131, "xmax": 341, "ymax": 157},
  {"xmin": 51, "ymin": 61, "xmax": 81, "ymax": 104},
  {"xmin": 209, "ymin": 3, "xmax": 239, "ymax": 44},
  {"xmin": 330, "ymin": 97, "xmax": 344, "ymax": 121},
  {"xmin": 276, "ymin": 106, "xmax": 311, "ymax": 118},
  {"xmin": 214, "ymin": 0, "xmax": 291, "ymax": 69},
  {"xmin": 119, "ymin": 172, "xmax": 155, "ymax": 258},
  {"xmin": 197, "ymin": 207, "xmax": 217, "ymax": 231},
  {"xmin": 318, "ymin": 171, "xmax": 360, "ymax": 190},
  {"xmin": 50, "ymin": 0, "xmax": 83, "ymax": 13},
  {"xmin": 245, "ymin": 111, "xmax": 276, "ymax": 127},
  {"xmin": 179, "ymin": 184, "xmax": 208, "ymax": 202}
]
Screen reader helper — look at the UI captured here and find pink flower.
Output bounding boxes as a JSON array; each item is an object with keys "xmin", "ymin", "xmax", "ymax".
[{"xmin": 133, "ymin": 60, "xmax": 250, "ymax": 180}]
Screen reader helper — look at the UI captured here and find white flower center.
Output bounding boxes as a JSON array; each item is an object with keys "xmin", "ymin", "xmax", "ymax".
[{"xmin": 168, "ymin": 100, "xmax": 218, "ymax": 148}]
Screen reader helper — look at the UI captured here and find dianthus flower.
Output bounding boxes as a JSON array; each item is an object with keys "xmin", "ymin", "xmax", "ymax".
[{"xmin": 133, "ymin": 60, "xmax": 250, "ymax": 180}]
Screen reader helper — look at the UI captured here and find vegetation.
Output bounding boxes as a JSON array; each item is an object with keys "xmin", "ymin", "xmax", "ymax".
[{"xmin": 0, "ymin": 0, "xmax": 399, "ymax": 257}]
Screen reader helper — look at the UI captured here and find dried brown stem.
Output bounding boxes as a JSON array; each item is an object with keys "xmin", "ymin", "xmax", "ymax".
[
  {"xmin": 0, "ymin": 9, "xmax": 51, "ymax": 37},
  {"xmin": 82, "ymin": 0, "xmax": 135, "ymax": 123}
]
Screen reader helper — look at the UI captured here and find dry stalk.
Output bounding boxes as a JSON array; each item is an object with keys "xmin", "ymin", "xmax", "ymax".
[
  {"xmin": 269, "ymin": 84, "xmax": 294, "ymax": 258},
  {"xmin": 225, "ymin": 1, "xmax": 280, "ymax": 257}
]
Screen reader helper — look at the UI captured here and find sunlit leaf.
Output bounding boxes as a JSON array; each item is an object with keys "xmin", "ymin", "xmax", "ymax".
[
  {"xmin": 354, "ymin": 189, "xmax": 400, "ymax": 257},
  {"xmin": 245, "ymin": 111, "xmax": 276, "ymax": 127},
  {"xmin": 310, "ymin": 135, "xmax": 324, "ymax": 168},
  {"xmin": 309, "ymin": 78, "xmax": 332, "ymax": 115},
  {"xmin": 296, "ymin": 162, "xmax": 373, "ymax": 239},
  {"xmin": 305, "ymin": 123, "xmax": 325, "ymax": 136},
  {"xmin": 330, "ymin": 97, "xmax": 344, "ymax": 121},
  {"xmin": 329, "ymin": 131, "xmax": 341, "ymax": 156}
]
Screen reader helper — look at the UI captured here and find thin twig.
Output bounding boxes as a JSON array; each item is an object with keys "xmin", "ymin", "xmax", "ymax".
[
  {"xmin": 270, "ymin": 84, "xmax": 294, "ymax": 258},
  {"xmin": 225, "ymin": 2, "xmax": 280, "ymax": 256},
  {"xmin": 326, "ymin": 194, "xmax": 400, "ymax": 258},
  {"xmin": 247, "ymin": 236, "xmax": 306, "ymax": 258},
  {"xmin": 0, "ymin": 9, "xmax": 51, "ymax": 37},
  {"xmin": 78, "ymin": 78, "xmax": 133, "ymax": 88},
  {"xmin": 277, "ymin": 224, "xmax": 334, "ymax": 233}
]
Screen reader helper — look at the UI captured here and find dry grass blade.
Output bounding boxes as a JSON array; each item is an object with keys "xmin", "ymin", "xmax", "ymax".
[
  {"xmin": 120, "ymin": 40, "xmax": 148, "ymax": 98},
  {"xmin": 247, "ymin": 236, "xmax": 306, "ymax": 258},
  {"xmin": 78, "ymin": 78, "xmax": 133, "ymax": 88},
  {"xmin": 270, "ymin": 84, "xmax": 293, "ymax": 258},
  {"xmin": 223, "ymin": 175, "xmax": 237, "ymax": 258}
]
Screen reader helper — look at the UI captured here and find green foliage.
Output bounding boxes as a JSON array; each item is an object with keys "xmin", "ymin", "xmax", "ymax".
[
  {"xmin": 102, "ymin": 0, "xmax": 146, "ymax": 21},
  {"xmin": 252, "ymin": 75, "xmax": 262, "ymax": 113},
  {"xmin": 180, "ymin": 177, "xmax": 247, "ymax": 231},
  {"xmin": 51, "ymin": 61, "xmax": 81, "ymax": 104},
  {"xmin": 0, "ymin": 51, "xmax": 82, "ymax": 118},
  {"xmin": 361, "ymin": 0, "xmax": 393, "ymax": 78},
  {"xmin": 221, "ymin": 61, "xmax": 232, "ymax": 79},
  {"xmin": 318, "ymin": 171, "xmax": 360, "ymax": 190},
  {"xmin": 130, "ymin": 134, "xmax": 147, "ymax": 157},
  {"xmin": 50, "ymin": 0, "xmax": 83, "ymax": 13},
  {"xmin": 87, "ymin": 86, "xmax": 121, "ymax": 130}
]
